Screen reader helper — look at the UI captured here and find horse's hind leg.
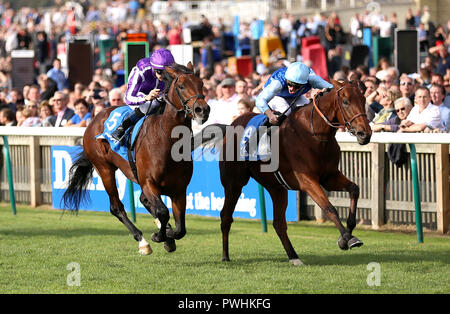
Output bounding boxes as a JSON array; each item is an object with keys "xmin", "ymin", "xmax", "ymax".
[
  {"xmin": 220, "ymin": 184, "xmax": 241, "ymax": 262},
  {"xmin": 322, "ymin": 172, "xmax": 363, "ymax": 249},
  {"xmin": 267, "ymin": 187, "xmax": 303, "ymax": 266},
  {"xmin": 98, "ymin": 165, "xmax": 152, "ymax": 255}
]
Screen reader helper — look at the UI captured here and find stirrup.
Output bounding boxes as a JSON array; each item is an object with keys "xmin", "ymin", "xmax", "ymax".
[{"xmin": 111, "ymin": 127, "xmax": 126, "ymax": 142}]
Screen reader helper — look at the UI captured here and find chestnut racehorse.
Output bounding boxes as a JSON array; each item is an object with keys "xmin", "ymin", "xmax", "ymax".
[
  {"xmin": 62, "ymin": 63, "xmax": 210, "ymax": 255},
  {"xmin": 218, "ymin": 80, "xmax": 371, "ymax": 265}
]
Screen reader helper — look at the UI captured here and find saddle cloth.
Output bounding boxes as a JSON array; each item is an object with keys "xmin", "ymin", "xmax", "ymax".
[
  {"xmin": 95, "ymin": 106, "xmax": 146, "ymax": 162},
  {"xmin": 239, "ymin": 114, "xmax": 272, "ymax": 161}
]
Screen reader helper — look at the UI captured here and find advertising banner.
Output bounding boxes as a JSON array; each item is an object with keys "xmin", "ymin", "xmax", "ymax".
[{"xmin": 51, "ymin": 146, "xmax": 298, "ymax": 222}]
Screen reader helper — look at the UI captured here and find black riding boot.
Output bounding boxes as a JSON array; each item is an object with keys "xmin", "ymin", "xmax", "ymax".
[{"xmin": 111, "ymin": 108, "xmax": 145, "ymax": 142}]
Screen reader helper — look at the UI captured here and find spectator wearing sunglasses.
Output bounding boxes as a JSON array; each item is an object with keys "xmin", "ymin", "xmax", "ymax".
[
  {"xmin": 111, "ymin": 48, "xmax": 175, "ymax": 142},
  {"xmin": 255, "ymin": 61, "xmax": 333, "ymax": 125},
  {"xmin": 372, "ymin": 97, "xmax": 412, "ymax": 132},
  {"xmin": 399, "ymin": 75, "xmax": 416, "ymax": 104}
]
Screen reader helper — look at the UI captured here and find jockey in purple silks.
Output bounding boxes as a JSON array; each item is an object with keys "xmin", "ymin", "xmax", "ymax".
[{"xmin": 111, "ymin": 48, "xmax": 175, "ymax": 142}]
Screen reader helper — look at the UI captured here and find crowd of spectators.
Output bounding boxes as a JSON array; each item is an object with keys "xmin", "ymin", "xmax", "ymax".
[{"xmin": 0, "ymin": 0, "xmax": 448, "ymax": 134}]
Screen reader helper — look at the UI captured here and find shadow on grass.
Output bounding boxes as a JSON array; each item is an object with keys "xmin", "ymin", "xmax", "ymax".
[{"xmin": 182, "ymin": 248, "xmax": 450, "ymax": 267}]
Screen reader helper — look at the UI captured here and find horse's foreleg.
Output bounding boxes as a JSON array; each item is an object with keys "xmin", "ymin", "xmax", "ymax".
[
  {"xmin": 267, "ymin": 187, "xmax": 303, "ymax": 266},
  {"xmin": 321, "ymin": 172, "xmax": 360, "ymax": 234},
  {"xmin": 140, "ymin": 192, "xmax": 175, "ymax": 252},
  {"xmin": 300, "ymin": 175, "xmax": 353, "ymax": 250},
  {"xmin": 99, "ymin": 167, "xmax": 151, "ymax": 255},
  {"xmin": 141, "ymin": 187, "xmax": 170, "ymax": 244}
]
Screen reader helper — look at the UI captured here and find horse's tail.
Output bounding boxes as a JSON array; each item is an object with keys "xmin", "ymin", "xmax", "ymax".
[
  {"xmin": 61, "ymin": 150, "xmax": 94, "ymax": 212},
  {"xmin": 191, "ymin": 123, "xmax": 228, "ymax": 151}
]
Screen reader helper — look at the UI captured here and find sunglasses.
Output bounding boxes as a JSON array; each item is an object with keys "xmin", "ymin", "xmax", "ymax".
[
  {"xmin": 400, "ymin": 81, "xmax": 413, "ymax": 86},
  {"xmin": 396, "ymin": 107, "xmax": 407, "ymax": 113},
  {"xmin": 287, "ymin": 81, "xmax": 303, "ymax": 89}
]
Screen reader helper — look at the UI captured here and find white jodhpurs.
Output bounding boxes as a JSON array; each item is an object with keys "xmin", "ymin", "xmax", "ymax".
[{"xmin": 268, "ymin": 95, "xmax": 310, "ymax": 116}]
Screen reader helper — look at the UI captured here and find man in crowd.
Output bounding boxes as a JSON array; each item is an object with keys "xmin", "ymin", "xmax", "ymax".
[
  {"xmin": 109, "ymin": 88, "xmax": 125, "ymax": 107},
  {"xmin": 399, "ymin": 75, "xmax": 416, "ymax": 104},
  {"xmin": 47, "ymin": 58, "xmax": 69, "ymax": 91},
  {"xmin": 235, "ymin": 79, "xmax": 249, "ymax": 101},
  {"xmin": 372, "ymin": 97, "xmax": 413, "ymax": 132},
  {"xmin": 27, "ymin": 84, "xmax": 41, "ymax": 105},
  {"xmin": 53, "ymin": 91, "xmax": 75, "ymax": 127},
  {"xmin": 429, "ymin": 84, "xmax": 450, "ymax": 132},
  {"xmin": 207, "ymin": 78, "xmax": 240, "ymax": 125},
  {"xmin": 399, "ymin": 86, "xmax": 443, "ymax": 132}
]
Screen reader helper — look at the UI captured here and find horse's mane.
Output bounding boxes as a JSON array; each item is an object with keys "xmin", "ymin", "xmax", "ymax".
[{"xmin": 162, "ymin": 63, "xmax": 194, "ymax": 87}]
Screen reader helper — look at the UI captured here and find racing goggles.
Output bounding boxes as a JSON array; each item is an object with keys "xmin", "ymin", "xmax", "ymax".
[{"xmin": 286, "ymin": 80, "xmax": 303, "ymax": 89}]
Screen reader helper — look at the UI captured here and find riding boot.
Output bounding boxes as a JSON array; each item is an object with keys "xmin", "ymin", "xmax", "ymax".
[{"xmin": 111, "ymin": 108, "xmax": 145, "ymax": 142}]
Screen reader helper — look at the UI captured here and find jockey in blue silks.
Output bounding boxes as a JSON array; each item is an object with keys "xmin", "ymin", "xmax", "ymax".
[
  {"xmin": 255, "ymin": 61, "xmax": 333, "ymax": 125},
  {"xmin": 111, "ymin": 48, "xmax": 175, "ymax": 142}
]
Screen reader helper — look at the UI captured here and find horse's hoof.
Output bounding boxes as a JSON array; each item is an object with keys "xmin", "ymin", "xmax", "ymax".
[
  {"xmin": 138, "ymin": 239, "xmax": 152, "ymax": 255},
  {"xmin": 222, "ymin": 257, "xmax": 230, "ymax": 262},
  {"xmin": 348, "ymin": 237, "xmax": 363, "ymax": 249},
  {"xmin": 289, "ymin": 259, "xmax": 304, "ymax": 266},
  {"xmin": 164, "ymin": 238, "xmax": 176, "ymax": 253},
  {"xmin": 138, "ymin": 244, "xmax": 152, "ymax": 255},
  {"xmin": 151, "ymin": 232, "xmax": 165, "ymax": 243},
  {"xmin": 337, "ymin": 236, "xmax": 349, "ymax": 250}
]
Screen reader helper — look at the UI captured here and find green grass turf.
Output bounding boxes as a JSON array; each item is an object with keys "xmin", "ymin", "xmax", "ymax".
[{"xmin": 0, "ymin": 204, "xmax": 449, "ymax": 294}]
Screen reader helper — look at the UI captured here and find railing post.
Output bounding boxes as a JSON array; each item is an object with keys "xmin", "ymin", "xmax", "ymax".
[
  {"xmin": 435, "ymin": 144, "xmax": 449, "ymax": 234},
  {"xmin": 409, "ymin": 144, "xmax": 423, "ymax": 243},
  {"xmin": 29, "ymin": 136, "xmax": 41, "ymax": 207},
  {"xmin": 258, "ymin": 184, "xmax": 267, "ymax": 233},
  {"xmin": 2, "ymin": 136, "xmax": 16, "ymax": 215},
  {"xmin": 128, "ymin": 180, "xmax": 136, "ymax": 223},
  {"xmin": 371, "ymin": 142, "xmax": 385, "ymax": 229}
]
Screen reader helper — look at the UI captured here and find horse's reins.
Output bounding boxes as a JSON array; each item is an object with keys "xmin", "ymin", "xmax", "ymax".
[
  {"xmin": 311, "ymin": 85, "xmax": 367, "ymax": 139},
  {"xmin": 162, "ymin": 70, "xmax": 205, "ymax": 119}
]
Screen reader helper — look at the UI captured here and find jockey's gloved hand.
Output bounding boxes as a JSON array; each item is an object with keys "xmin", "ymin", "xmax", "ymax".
[{"xmin": 265, "ymin": 109, "xmax": 279, "ymax": 125}]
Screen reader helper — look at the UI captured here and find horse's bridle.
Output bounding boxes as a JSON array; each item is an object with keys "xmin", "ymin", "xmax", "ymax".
[
  {"xmin": 311, "ymin": 85, "xmax": 367, "ymax": 139},
  {"xmin": 162, "ymin": 71, "xmax": 205, "ymax": 118}
]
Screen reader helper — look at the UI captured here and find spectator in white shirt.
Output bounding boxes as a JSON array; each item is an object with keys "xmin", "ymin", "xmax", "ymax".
[
  {"xmin": 399, "ymin": 86, "xmax": 443, "ymax": 132},
  {"xmin": 207, "ymin": 78, "xmax": 240, "ymax": 125}
]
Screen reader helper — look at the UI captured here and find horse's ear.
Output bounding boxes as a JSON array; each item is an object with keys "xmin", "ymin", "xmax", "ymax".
[{"xmin": 186, "ymin": 61, "xmax": 194, "ymax": 71}]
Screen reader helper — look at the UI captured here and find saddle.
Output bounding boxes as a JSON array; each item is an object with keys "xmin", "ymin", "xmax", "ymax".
[{"xmin": 96, "ymin": 104, "xmax": 165, "ymax": 181}]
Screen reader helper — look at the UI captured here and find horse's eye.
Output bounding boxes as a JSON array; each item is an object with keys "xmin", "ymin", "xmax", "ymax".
[
  {"xmin": 178, "ymin": 84, "xmax": 184, "ymax": 90},
  {"xmin": 343, "ymin": 99, "xmax": 350, "ymax": 106}
]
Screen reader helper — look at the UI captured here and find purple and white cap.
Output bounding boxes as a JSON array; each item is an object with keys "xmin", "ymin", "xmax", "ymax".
[{"xmin": 149, "ymin": 48, "xmax": 175, "ymax": 70}]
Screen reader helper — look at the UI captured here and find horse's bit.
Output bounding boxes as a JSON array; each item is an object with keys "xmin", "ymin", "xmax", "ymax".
[{"xmin": 311, "ymin": 85, "xmax": 367, "ymax": 139}]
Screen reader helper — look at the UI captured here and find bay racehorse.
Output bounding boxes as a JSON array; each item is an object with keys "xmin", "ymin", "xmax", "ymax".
[
  {"xmin": 215, "ymin": 79, "xmax": 371, "ymax": 265},
  {"xmin": 62, "ymin": 62, "xmax": 210, "ymax": 255}
]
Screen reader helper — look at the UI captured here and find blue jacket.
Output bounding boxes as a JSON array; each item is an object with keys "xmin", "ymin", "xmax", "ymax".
[{"xmin": 255, "ymin": 67, "xmax": 333, "ymax": 113}]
